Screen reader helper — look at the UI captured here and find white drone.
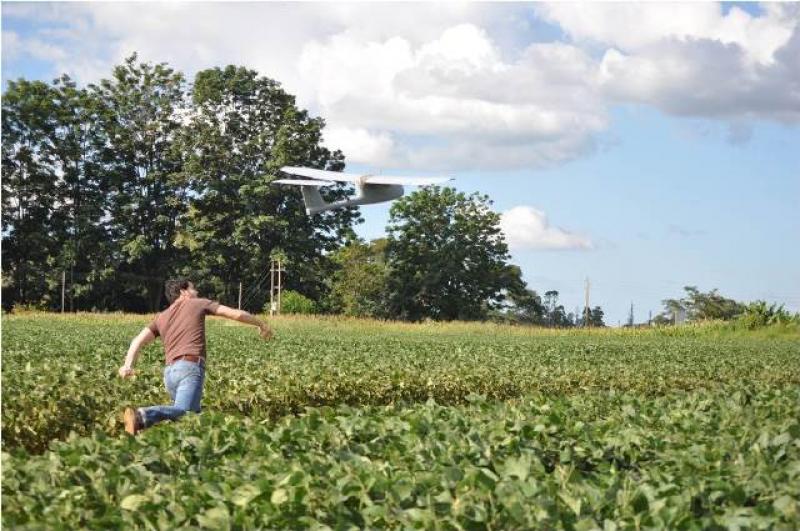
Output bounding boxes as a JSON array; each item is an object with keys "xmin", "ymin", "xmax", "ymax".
[{"xmin": 274, "ymin": 166, "xmax": 452, "ymax": 215}]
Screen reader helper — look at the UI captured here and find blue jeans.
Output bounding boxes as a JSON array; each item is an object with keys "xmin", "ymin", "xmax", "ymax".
[{"xmin": 140, "ymin": 360, "xmax": 205, "ymax": 428}]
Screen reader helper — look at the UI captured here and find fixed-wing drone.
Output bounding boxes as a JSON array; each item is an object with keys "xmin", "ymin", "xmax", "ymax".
[{"xmin": 274, "ymin": 166, "xmax": 452, "ymax": 215}]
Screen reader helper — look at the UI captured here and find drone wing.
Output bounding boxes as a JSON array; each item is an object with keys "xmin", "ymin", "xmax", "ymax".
[
  {"xmin": 280, "ymin": 166, "xmax": 452, "ymax": 186},
  {"xmin": 280, "ymin": 166, "xmax": 362, "ymax": 183},
  {"xmin": 362, "ymin": 176, "xmax": 452, "ymax": 186},
  {"xmin": 273, "ymin": 179, "xmax": 335, "ymax": 187}
]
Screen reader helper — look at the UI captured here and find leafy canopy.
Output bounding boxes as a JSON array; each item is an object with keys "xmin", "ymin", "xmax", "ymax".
[{"xmin": 385, "ymin": 186, "xmax": 516, "ymax": 321}]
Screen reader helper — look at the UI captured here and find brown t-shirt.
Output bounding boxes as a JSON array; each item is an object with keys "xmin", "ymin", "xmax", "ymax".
[{"xmin": 147, "ymin": 298, "xmax": 220, "ymax": 365}]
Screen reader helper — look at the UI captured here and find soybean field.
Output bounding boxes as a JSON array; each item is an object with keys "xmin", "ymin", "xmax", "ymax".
[{"xmin": 2, "ymin": 314, "xmax": 799, "ymax": 529}]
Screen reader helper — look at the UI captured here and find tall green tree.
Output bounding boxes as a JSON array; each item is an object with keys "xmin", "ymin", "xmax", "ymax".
[
  {"xmin": 177, "ymin": 66, "xmax": 360, "ymax": 309},
  {"xmin": 327, "ymin": 238, "xmax": 389, "ymax": 317},
  {"xmin": 385, "ymin": 186, "xmax": 513, "ymax": 321},
  {"xmin": 91, "ymin": 54, "xmax": 189, "ymax": 311},
  {"xmin": 48, "ymin": 75, "xmax": 115, "ymax": 310},
  {"xmin": 2, "ymin": 79, "xmax": 61, "ymax": 308}
]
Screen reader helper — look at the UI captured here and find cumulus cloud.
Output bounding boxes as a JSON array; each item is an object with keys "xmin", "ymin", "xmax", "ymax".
[
  {"xmin": 500, "ymin": 206, "xmax": 593, "ymax": 251},
  {"xmin": 537, "ymin": 3, "xmax": 797, "ymax": 63},
  {"xmin": 299, "ymin": 25, "xmax": 607, "ymax": 169},
  {"xmin": 322, "ymin": 127, "xmax": 395, "ymax": 167},
  {"xmin": 3, "ymin": 2, "xmax": 798, "ymax": 169},
  {"xmin": 541, "ymin": 3, "xmax": 800, "ymax": 124}
]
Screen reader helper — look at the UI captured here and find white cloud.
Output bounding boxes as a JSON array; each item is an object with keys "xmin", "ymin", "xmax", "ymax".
[
  {"xmin": 541, "ymin": 3, "xmax": 800, "ymax": 124},
  {"xmin": 299, "ymin": 25, "xmax": 607, "ymax": 169},
  {"xmin": 3, "ymin": 2, "xmax": 799, "ymax": 170},
  {"xmin": 500, "ymin": 206, "xmax": 593, "ymax": 251},
  {"xmin": 2, "ymin": 31, "xmax": 21, "ymax": 60},
  {"xmin": 537, "ymin": 3, "xmax": 797, "ymax": 64},
  {"xmin": 323, "ymin": 127, "xmax": 395, "ymax": 167}
]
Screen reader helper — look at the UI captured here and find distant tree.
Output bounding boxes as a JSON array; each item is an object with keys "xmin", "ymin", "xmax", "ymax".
[
  {"xmin": 551, "ymin": 305, "xmax": 571, "ymax": 327},
  {"xmin": 2, "ymin": 79, "xmax": 61, "ymax": 308},
  {"xmin": 48, "ymin": 75, "xmax": 115, "ymax": 310},
  {"xmin": 385, "ymin": 186, "xmax": 512, "ymax": 321},
  {"xmin": 590, "ymin": 306, "xmax": 605, "ymax": 327},
  {"xmin": 651, "ymin": 313, "xmax": 673, "ymax": 326},
  {"xmin": 661, "ymin": 286, "xmax": 744, "ymax": 322},
  {"xmin": 91, "ymin": 54, "xmax": 190, "ymax": 311},
  {"xmin": 541, "ymin": 290, "xmax": 571, "ymax": 327},
  {"xmin": 543, "ymin": 290, "xmax": 559, "ymax": 326},
  {"xmin": 737, "ymin": 301, "xmax": 799, "ymax": 329},
  {"xmin": 505, "ymin": 287, "xmax": 546, "ymax": 325},
  {"xmin": 327, "ymin": 239, "xmax": 389, "ymax": 317}
]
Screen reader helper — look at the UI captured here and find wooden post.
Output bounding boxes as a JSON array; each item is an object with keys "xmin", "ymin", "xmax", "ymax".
[
  {"xmin": 61, "ymin": 271, "xmax": 66, "ymax": 313},
  {"xmin": 269, "ymin": 261, "xmax": 275, "ymax": 316},
  {"xmin": 238, "ymin": 282, "xmax": 243, "ymax": 310},
  {"xmin": 277, "ymin": 259, "xmax": 282, "ymax": 315}
]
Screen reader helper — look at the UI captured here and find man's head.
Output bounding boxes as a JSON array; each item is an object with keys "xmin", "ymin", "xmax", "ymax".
[{"xmin": 165, "ymin": 279, "xmax": 198, "ymax": 304}]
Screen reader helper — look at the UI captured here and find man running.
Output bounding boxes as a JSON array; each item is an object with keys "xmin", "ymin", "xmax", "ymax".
[{"xmin": 119, "ymin": 279, "xmax": 272, "ymax": 435}]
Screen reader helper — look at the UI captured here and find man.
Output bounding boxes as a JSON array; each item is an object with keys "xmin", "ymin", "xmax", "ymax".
[{"xmin": 119, "ymin": 279, "xmax": 272, "ymax": 435}]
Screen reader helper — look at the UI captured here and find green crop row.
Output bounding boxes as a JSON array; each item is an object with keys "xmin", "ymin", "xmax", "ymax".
[
  {"xmin": 4, "ymin": 388, "xmax": 799, "ymax": 529},
  {"xmin": 3, "ymin": 315, "xmax": 799, "ymax": 453}
]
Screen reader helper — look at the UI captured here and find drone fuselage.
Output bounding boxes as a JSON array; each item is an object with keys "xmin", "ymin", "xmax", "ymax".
[{"xmin": 301, "ymin": 183, "xmax": 404, "ymax": 215}]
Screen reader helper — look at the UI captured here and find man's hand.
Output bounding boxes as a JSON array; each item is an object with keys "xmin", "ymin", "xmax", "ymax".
[
  {"xmin": 259, "ymin": 324, "xmax": 274, "ymax": 341},
  {"xmin": 118, "ymin": 366, "xmax": 136, "ymax": 379}
]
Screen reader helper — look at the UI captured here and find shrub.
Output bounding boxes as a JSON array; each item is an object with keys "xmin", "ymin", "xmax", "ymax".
[
  {"xmin": 735, "ymin": 301, "xmax": 799, "ymax": 330},
  {"xmin": 269, "ymin": 290, "xmax": 316, "ymax": 315}
]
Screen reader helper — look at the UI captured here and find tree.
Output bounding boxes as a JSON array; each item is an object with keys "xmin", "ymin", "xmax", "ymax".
[
  {"xmin": 588, "ymin": 306, "xmax": 605, "ymax": 327},
  {"xmin": 48, "ymin": 75, "xmax": 115, "ymax": 310},
  {"xmin": 504, "ymin": 287, "xmax": 546, "ymax": 325},
  {"xmin": 542, "ymin": 290, "xmax": 571, "ymax": 327},
  {"xmin": 91, "ymin": 54, "xmax": 190, "ymax": 311},
  {"xmin": 385, "ymin": 186, "xmax": 512, "ymax": 321},
  {"xmin": 327, "ymin": 239, "xmax": 389, "ymax": 317},
  {"xmin": 660, "ymin": 286, "xmax": 744, "ymax": 322},
  {"xmin": 176, "ymin": 66, "xmax": 360, "ymax": 310},
  {"xmin": 2, "ymin": 79, "xmax": 61, "ymax": 308}
]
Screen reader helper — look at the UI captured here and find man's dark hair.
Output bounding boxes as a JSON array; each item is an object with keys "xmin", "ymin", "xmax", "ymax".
[{"xmin": 165, "ymin": 279, "xmax": 192, "ymax": 304}]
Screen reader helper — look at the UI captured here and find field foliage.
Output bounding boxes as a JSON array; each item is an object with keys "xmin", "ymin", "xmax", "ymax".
[{"xmin": 2, "ymin": 314, "xmax": 799, "ymax": 529}]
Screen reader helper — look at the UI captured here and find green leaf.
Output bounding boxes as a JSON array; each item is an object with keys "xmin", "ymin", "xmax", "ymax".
[
  {"xmin": 500, "ymin": 455, "xmax": 531, "ymax": 481},
  {"xmin": 773, "ymin": 495, "xmax": 797, "ymax": 517},
  {"xmin": 560, "ymin": 493, "xmax": 582, "ymax": 516},
  {"xmin": 271, "ymin": 488, "xmax": 289, "ymax": 505},
  {"xmin": 196, "ymin": 506, "xmax": 230, "ymax": 529},
  {"xmin": 231, "ymin": 483, "xmax": 261, "ymax": 507},
  {"xmin": 120, "ymin": 494, "xmax": 148, "ymax": 511}
]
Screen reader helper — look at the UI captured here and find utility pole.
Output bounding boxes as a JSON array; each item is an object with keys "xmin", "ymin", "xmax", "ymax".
[
  {"xmin": 648, "ymin": 310, "xmax": 652, "ymax": 326},
  {"xmin": 627, "ymin": 302, "xmax": 634, "ymax": 327},
  {"xmin": 269, "ymin": 259, "xmax": 286, "ymax": 316},
  {"xmin": 278, "ymin": 259, "xmax": 283, "ymax": 314},
  {"xmin": 61, "ymin": 271, "xmax": 66, "ymax": 313},
  {"xmin": 269, "ymin": 261, "xmax": 275, "ymax": 316},
  {"xmin": 583, "ymin": 277, "xmax": 590, "ymax": 327}
]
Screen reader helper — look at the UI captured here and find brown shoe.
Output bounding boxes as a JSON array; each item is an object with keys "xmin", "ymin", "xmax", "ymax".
[{"xmin": 124, "ymin": 407, "xmax": 143, "ymax": 435}]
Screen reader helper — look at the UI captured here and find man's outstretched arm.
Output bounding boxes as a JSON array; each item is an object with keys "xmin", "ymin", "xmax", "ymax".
[
  {"xmin": 119, "ymin": 328, "xmax": 157, "ymax": 378},
  {"xmin": 213, "ymin": 305, "xmax": 273, "ymax": 340}
]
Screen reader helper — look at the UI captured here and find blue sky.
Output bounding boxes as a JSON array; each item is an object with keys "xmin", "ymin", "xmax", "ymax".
[{"xmin": 3, "ymin": 2, "xmax": 798, "ymax": 324}]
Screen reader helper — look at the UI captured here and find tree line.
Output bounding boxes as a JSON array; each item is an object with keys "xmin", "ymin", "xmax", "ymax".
[
  {"xmin": 650, "ymin": 286, "xmax": 799, "ymax": 329},
  {"xmin": 2, "ymin": 54, "xmax": 605, "ymax": 325}
]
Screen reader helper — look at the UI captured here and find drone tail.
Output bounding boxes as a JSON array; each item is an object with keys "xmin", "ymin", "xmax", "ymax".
[{"xmin": 300, "ymin": 186, "xmax": 329, "ymax": 215}]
